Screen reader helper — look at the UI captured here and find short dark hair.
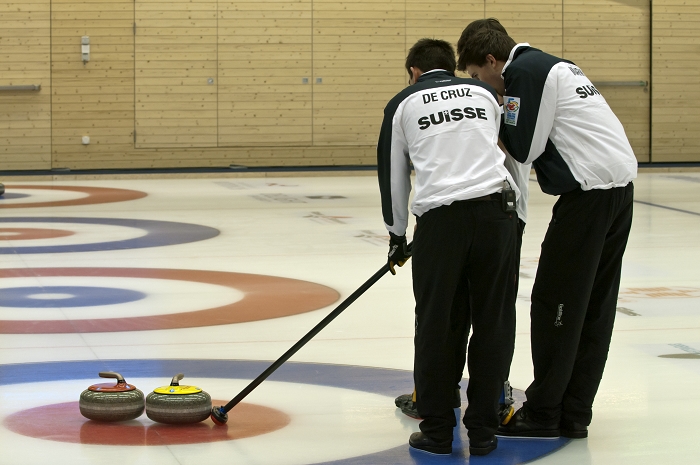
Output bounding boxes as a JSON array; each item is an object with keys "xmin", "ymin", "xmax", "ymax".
[
  {"xmin": 405, "ymin": 38, "xmax": 456, "ymax": 77},
  {"xmin": 457, "ymin": 18, "xmax": 508, "ymax": 71},
  {"xmin": 456, "ymin": 26, "xmax": 516, "ymax": 72}
]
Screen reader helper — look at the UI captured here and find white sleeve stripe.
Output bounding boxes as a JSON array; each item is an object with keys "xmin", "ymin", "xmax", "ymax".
[{"xmin": 525, "ymin": 67, "xmax": 558, "ymax": 164}]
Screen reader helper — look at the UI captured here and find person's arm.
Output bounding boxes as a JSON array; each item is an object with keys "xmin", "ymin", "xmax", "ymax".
[
  {"xmin": 377, "ymin": 104, "xmax": 412, "ymax": 237},
  {"xmin": 499, "ymin": 138, "xmax": 530, "ymax": 224},
  {"xmin": 500, "ymin": 64, "xmax": 557, "ymax": 165}
]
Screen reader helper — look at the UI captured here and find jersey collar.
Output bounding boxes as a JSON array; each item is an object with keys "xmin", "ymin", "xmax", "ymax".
[
  {"xmin": 501, "ymin": 43, "xmax": 531, "ymax": 76},
  {"xmin": 417, "ymin": 69, "xmax": 455, "ymax": 82}
]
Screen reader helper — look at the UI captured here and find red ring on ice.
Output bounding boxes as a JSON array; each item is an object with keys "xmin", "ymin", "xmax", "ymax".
[
  {"xmin": 0, "ymin": 267, "xmax": 340, "ymax": 334},
  {"xmin": 5, "ymin": 400, "xmax": 290, "ymax": 445},
  {"xmin": 0, "ymin": 228, "xmax": 75, "ymax": 241},
  {"xmin": 0, "ymin": 185, "xmax": 146, "ymax": 209}
]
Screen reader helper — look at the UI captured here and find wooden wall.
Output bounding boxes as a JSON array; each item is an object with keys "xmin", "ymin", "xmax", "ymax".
[
  {"xmin": 652, "ymin": 0, "xmax": 700, "ymax": 162},
  {"xmin": 406, "ymin": 0, "xmax": 482, "ymax": 83},
  {"xmin": 488, "ymin": 0, "xmax": 563, "ymax": 56},
  {"xmin": 313, "ymin": 0, "xmax": 405, "ymax": 147},
  {"xmin": 0, "ymin": 0, "xmax": 51, "ymax": 169},
  {"xmin": 135, "ymin": 0, "xmax": 218, "ymax": 148},
  {"xmin": 0, "ymin": 0, "xmax": 695, "ymax": 170},
  {"xmin": 562, "ymin": 0, "xmax": 650, "ymax": 163},
  {"xmin": 51, "ymin": 0, "xmax": 135, "ymax": 168},
  {"xmin": 217, "ymin": 0, "xmax": 311, "ymax": 147}
]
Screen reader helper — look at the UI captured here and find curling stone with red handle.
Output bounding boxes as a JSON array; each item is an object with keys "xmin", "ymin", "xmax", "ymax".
[
  {"xmin": 79, "ymin": 372, "xmax": 145, "ymax": 421},
  {"xmin": 146, "ymin": 373, "xmax": 212, "ymax": 424}
]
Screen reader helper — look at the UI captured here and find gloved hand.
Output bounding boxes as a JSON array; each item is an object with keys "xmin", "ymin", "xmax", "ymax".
[{"xmin": 388, "ymin": 232, "xmax": 412, "ymax": 275}]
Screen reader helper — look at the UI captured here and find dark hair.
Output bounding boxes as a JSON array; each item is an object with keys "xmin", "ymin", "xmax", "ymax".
[
  {"xmin": 457, "ymin": 26, "xmax": 516, "ymax": 72},
  {"xmin": 459, "ymin": 18, "xmax": 508, "ymax": 42},
  {"xmin": 457, "ymin": 18, "xmax": 508, "ymax": 70},
  {"xmin": 405, "ymin": 38, "xmax": 456, "ymax": 77}
]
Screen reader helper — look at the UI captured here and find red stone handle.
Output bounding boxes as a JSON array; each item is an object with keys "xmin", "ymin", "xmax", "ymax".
[{"xmin": 99, "ymin": 371, "xmax": 126, "ymax": 384}]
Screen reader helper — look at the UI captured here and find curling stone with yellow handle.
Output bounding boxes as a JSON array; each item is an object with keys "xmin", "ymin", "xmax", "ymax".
[
  {"xmin": 79, "ymin": 372, "xmax": 145, "ymax": 421},
  {"xmin": 146, "ymin": 373, "xmax": 212, "ymax": 424}
]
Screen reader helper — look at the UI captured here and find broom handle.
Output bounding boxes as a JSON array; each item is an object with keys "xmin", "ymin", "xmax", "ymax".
[{"xmin": 221, "ymin": 243, "xmax": 412, "ymax": 413}]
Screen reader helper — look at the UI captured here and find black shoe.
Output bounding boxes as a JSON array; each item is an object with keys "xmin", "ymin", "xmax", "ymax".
[
  {"xmin": 469, "ymin": 436, "xmax": 498, "ymax": 456},
  {"xmin": 409, "ymin": 432, "xmax": 452, "ymax": 455},
  {"xmin": 395, "ymin": 388, "xmax": 461, "ymax": 419},
  {"xmin": 560, "ymin": 419, "xmax": 588, "ymax": 438},
  {"xmin": 496, "ymin": 407, "xmax": 560, "ymax": 438},
  {"xmin": 395, "ymin": 393, "xmax": 421, "ymax": 419},
  {"xmin": 394, "ymin": 392, "xmax": 412, "ymax": 409},
  {"xmin": 400, "ymin": 400, "xmax": 421, "ymax": 419}
]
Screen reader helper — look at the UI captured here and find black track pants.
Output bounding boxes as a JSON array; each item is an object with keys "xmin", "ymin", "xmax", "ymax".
[
  {"xmin": 453, "ymin": 219, "xmax": 525, "ymax": 387},
  {"xmin": 524, "ymin": 183, "xmax": 634, "ymax": 426},
  {"xmin": 412, "ymin": 199, "xmax": 518, "ymax": 442}
]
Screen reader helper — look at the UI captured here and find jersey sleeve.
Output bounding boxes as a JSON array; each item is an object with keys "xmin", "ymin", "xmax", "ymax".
[
  {"xmin": 501, "ymin": 65, "xmax": 557, "ymax": 165},
  {"xmin": 377, "ymin": 104, "xmax": 412, "ymax": 236}
]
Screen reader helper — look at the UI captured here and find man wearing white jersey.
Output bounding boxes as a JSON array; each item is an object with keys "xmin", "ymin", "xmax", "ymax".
[
  {"xmin": 393, "ymin": 19, "xmax": 530, "ymax": 433},
  {"xmin": 458, "ymin": 26, "xmax": 637, "ymax": 439},
  {"xmin": 378, "ymin": 38, "xmax": 520, "ymax": 456},
  {"xmin": 394, "ymin": 145, "xmax": 529, "ymax": 426}
]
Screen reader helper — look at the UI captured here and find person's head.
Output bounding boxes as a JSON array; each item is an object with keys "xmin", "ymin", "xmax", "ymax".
[
  {"xmin": 405, "ymin": 38, "xmax": 456, "ymax": 85},
  {"xmin": 456, "ymin": 25, "xmax": 516, "ymax": 96},
  {"xmin": 456, "ymin": 17, "xmax": 508, "ymax": 61}
]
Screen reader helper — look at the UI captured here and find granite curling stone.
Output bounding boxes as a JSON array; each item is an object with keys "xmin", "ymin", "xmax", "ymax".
[
  {"xmin": 146, "ymin": 373, "xmax": 212, "ymax": 424},
  {"xmin": 79, "ymin": 371, "xmax": 145, "ymax": 422}
]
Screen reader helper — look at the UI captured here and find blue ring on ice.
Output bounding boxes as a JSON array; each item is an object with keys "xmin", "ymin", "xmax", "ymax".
[
  {"xmin": 0, "ymin": 286, "xmax": 146, "ymax": 308},
  {"xmin": 0, "ymin": 193, "xmax": 30, "ymax": 200},
  {"xmin": 0, "ymin": 359, "xmax": 569, "ymax": 463},
  {"xmin": 0, "ymin": 217, "xmax": 219, "ymax": 254}
]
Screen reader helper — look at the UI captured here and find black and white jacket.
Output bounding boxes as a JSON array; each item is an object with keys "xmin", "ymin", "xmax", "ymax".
[
  {"xmin": 377, "ymin": 70, "xmax": 519, "ymax": 236},
  {"xmin": 499, "ymin": 43, "xmax": 637, "ymax": 195}
]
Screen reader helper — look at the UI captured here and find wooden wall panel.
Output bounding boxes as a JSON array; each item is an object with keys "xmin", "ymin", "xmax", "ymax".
[
  {"xmin": 312, "ymin": 0, "xmax": 405, "ymax": 146},
  {"xmin": 652, "ymin": 1, "xmax": 700, "ymax": 162},
  {"xmin": 406, "ymin": 0, "xmax": 483, "ymax": 79},
  {"xmin": 135, "ymin": 0, "xmax": 218, "ymax": 148},
  {"xmin": 563, "ymin": 0, "xmax": 650, "ymax": 163},
  {"xmin": 217, "ymin": 0, "xmax": 312, "ymax": 146},
  {"xmin": 0, "ymin": 0, "xmax": 51, "ymax": 169},
  {"xmin": 1, "ymin": 1, "xmax": 696, "ymax": 170},
  {"xmin": 486, "ymin": 0, "xmax": 563, "ymax": 56},
  {"xmin": 51, "ymin": 0, "xmax": 135, "ymax": 168}
]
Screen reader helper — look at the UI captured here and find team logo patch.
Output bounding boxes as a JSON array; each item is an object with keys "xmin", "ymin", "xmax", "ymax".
[{"xmin": 504, "ymin": 96, "xmax": 520, "ymax": 126}]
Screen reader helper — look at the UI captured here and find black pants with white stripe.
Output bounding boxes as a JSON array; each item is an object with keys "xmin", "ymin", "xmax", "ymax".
[
  {"xmin": 413, "ymin": 198, "xmax": 518, "ymax": 443},
  {"xmin": 524, "ymin": 183, "xmax": 634, "ymax": 426}
]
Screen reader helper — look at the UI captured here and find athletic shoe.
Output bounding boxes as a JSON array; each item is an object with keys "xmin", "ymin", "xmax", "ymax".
[
  {"xmin": 560, "ymin": 419, "xmax": 588, "ymax": 438},
  {"xmin": 394, "ymin": 392, "xmax": 413, "ymax": 409},
  {"xmin": 469, "ymin": 436, "xmax": 498, "ymax": 456},
  {"xmin": 395, "ymin": 388, "xmax": 461, "ymax": 419},
  {"xmin": 496, "ymin": 407, "xmax": 560, "ymax": 438},
  {"xmin": 408, "ymin": 432, "xmax": 452, "ymax": 455}
]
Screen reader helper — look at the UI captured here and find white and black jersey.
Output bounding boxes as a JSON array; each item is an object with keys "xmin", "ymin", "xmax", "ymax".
[
  {"xmin": 499, "ymin": 44, "xmax": 637, "ymax": 195},
  {"xmin": 377, "ymin": 70, "xmax": 520, "ymax": 236}
]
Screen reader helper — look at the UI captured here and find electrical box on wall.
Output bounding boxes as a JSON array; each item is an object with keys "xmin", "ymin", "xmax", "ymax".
[{"xmin": 81, "ymin": 36, "xmax": 90, "ymax": 63}]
